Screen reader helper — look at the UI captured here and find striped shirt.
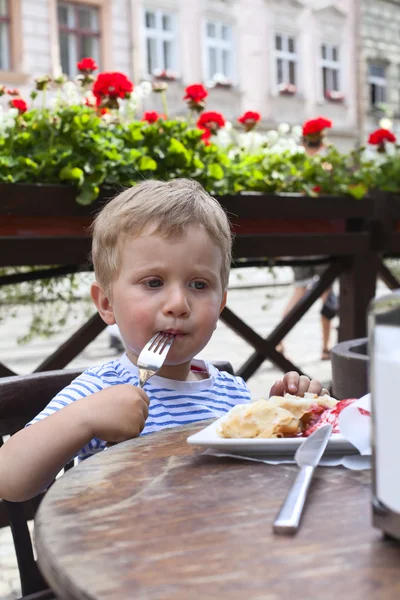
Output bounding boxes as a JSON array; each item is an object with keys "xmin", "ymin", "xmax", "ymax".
[{"xmin": 27, "ymin": 354, "xmax": 251, "ymax": 461}]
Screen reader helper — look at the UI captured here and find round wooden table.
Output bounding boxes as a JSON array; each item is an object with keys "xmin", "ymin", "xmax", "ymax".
[{"xmin": 35, "ymin": 422, "xmax": 400, "ymax": 600}]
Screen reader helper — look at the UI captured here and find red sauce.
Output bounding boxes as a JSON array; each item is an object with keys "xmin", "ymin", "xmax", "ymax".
[{"xmin": 302, "ymin": 399, "xmax": 357, "ymax": 437}]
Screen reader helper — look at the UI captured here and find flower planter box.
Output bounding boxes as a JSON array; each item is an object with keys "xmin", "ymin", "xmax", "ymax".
[{"xmin": 0, "ymin": 184, "xmax": 374, "ymax": 266}]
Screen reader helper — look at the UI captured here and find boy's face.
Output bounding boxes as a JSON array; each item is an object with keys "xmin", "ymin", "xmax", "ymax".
[{"xmin": 92, "ymin": 224, "xmax": 227, "ymax": 380}]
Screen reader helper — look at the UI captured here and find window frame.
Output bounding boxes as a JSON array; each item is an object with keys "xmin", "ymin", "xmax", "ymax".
[
  {"xmin": 142, "ymin": 8, "xmax": 178, "ymax": 78},
  {"xmin": 0, "ymin": 0, "xmax": 27, "ymax": 82},
  {"xmin": 203, "ymin": 18, "xmax": 235, "ymax": 84},
  {"xmin": 274, "ymin": 32, "xmax": 297, "ymax": 89},
  {"xmin": 49, "ymin": 0, "xmax": 112, "ymax": 78},
  {"xmin": 320, "ymin": 42, "xmax": 341, "ymax": 98},
  {"xmin": 0, "ymin": 0, "xmax": 11, "ymax": 71},
  {"xmin": 57, "ymin": 1, "xmax": 102, "ymax": 77},
  {"xmin": 368, "ymin": 63, "xmax": 387, "ymax": 109}
]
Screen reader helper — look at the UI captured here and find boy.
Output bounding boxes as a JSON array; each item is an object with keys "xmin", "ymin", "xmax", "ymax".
[{"xmin": 0, "ymin": 179, "xmax": 327, "ymax": 501}]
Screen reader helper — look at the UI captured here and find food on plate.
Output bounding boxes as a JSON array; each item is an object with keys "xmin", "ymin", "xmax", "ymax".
[
  {"xmin": 303, "ymin": 398, "xmax": 358, "ymax": 436},
  {"xmin": 218, "ymin": 393, "xmax": 338, "ymax": 439}
]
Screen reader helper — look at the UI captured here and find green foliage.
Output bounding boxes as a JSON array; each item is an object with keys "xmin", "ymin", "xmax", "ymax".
[
  {"xmin": 3, "ymin": 103, "xmax": 399, "ymax": 202},
  {"xmin": 0, "ymin": 268, "xmax": 93, "ymax": 343}
]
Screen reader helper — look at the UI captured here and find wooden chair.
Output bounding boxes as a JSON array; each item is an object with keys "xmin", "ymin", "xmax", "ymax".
[{"xmin": 0, "ymin": 361, "xmax": 234, "ymax": 599}]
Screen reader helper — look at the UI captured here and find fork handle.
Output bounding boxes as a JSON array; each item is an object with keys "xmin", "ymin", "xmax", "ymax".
[
  {"xmin": 138, "ymin": 370, "xmax": 153, "ymax": 388},
  {"xmin": 273, "ymin": 465, "xmax": 315, "ymax": 535}
]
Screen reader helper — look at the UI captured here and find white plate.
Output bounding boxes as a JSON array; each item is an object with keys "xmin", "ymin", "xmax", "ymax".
[{"xmin": 187, "ymin": 417, "xmax": 358, "ymax": 456}]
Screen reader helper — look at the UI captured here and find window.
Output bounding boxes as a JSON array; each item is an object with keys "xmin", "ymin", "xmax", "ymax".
[
  {"xmin": 144, "ymin": 9, "xmax": 176, "ymax": 76},
  {"xmin": 320, "ymin": 43, "xmax": 340, "ymax": 97},
  {"xmin": 368, "ymin": 63, "xmax": 386, "ymax": 108},
  {"xmin": 275, "ymin": 34, "xmax": 297, "ymax": 87},
  {"xmin": 0, "ymin": 0, "xmax": 10, "ymax": 70},
  {"xmin": 205, "ymin": 20, "xmax": 234, "ymax": 82},
  {"xmin": 58, "ymin": 2, "xmax": 101, "ymax": 77}
]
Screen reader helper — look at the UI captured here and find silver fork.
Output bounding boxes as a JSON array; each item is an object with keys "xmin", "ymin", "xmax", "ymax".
[{"xmin": 137, "ymin": 332, "xmax": 174, "ymax": 388}]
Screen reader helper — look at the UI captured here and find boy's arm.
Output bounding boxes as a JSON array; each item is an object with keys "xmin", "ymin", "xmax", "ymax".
[
  {"xmin": 0, "ymin": 384, "xmax": 149, "ymax": 502},
  {"xmin": 0, "ymin": 399, "xmax": 93, "ymax": 501}
]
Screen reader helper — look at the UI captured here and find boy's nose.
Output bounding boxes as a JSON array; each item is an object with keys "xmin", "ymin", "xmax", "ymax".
[{"xmin": 162, "ymin": 287, "xmax": 190, "ymax": 317}]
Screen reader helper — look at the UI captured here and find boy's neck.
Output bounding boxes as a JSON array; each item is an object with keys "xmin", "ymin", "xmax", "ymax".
[{"xmin": 126, "ymin": 350, "xmax": 199, "ymax": 382}]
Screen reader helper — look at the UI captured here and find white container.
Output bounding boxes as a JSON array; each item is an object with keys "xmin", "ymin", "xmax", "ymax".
[{"xmin": 370, "ymin": 291, "xmax": 400, "ymax": 539}]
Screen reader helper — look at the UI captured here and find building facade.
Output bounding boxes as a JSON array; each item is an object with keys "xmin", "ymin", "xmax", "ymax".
[
  {"xmin": 0, "ymin": 0, "xmax": 359, "ymax": 149},
  {"xmin": 359, "ymin": 0, "xmax": 400, "ymax": 140}
]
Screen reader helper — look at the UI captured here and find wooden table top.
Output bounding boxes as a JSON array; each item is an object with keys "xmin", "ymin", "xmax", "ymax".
[{"xmin": 35, "ymin": 421, "xmax": 400, "ymax": 600}]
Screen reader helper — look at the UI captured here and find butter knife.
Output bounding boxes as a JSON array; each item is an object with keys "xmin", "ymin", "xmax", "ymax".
[{"xmin": 273, "ymin": 424, "xmax": 333, "ymax": 535}]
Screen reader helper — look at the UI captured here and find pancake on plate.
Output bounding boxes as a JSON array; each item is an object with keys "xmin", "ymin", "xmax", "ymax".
[{"xmin": 218, "ymin": 393, "xmax": 337, "ymax": 439}]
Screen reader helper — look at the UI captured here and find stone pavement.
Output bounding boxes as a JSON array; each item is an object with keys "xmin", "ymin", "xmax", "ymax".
[{"xmin": 0, "ymin": 269, "xmax": 337, "ymax": 599}]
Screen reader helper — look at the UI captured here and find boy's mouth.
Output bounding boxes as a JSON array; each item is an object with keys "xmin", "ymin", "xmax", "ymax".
[{"xmin": 162, "ymin": 329, "xmax": 185, "ymax": 338}]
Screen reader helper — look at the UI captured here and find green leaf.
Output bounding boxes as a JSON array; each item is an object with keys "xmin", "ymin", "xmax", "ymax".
[
  {"xmin": 129, "ymin": 128, "xmax": 144, "ymax": 142},
  {"xmin": 193, "ymin": 157, "xmax": 205, "ymax": 170},
  {"xmin": 138, "ymin": 156, "xmax": 158, "ymax": 171},
  {"xmin": 19, "ymin": 157, "xmax": 39, "ymax": 170},
  {"xmin": 168, "ymin": 138, "xmax": 190, "ymax": 165},
  {"xmin": 128, "ymin": 149, "xmax": 142, "ymax": 161},
  {"xmin": 59, "ymin": 166, "xmax": 84, "ymax": 184},
  {"xmin": 76, "ymin": 185, "xmax": 100, "ymax": 205},
  {"xmin": 207, "ymin": 163, "xmax": 224, "ymax": 180},
  {"xmin": 347, "ymin": 183, "xmax": 368, "ymax": 200}
]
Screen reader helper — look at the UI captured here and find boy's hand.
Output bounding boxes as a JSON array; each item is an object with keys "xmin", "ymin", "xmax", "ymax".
[
  {"xmin": 80, "ymin": 384, "xmax": 150, "ymax": 443},
  {"xmin": 269, "ymin": 372, "xmax": 329, "ymax": 398}
]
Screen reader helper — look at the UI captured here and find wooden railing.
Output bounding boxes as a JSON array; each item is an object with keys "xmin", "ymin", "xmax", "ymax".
[{"xmin": 1, "ymin": 184, "xmax": 399, "ymax": 381}]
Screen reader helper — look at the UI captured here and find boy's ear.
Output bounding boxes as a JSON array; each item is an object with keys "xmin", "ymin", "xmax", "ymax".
[
  {"xmin": 90, "ymin": 282, "xmax": 116, "ymax": 325},
  {"xmin": 219, "ymin": 290, "xmax": 227, "ymax": 314}
]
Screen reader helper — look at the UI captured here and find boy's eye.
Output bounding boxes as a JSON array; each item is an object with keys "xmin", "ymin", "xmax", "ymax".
[
  {"xmin": 189, "ymin": 280, "xmax": 207, "ymax": 290},
  {"xmin": 145, "ymin": 278, "xmax": 163, "ymax": 288}
]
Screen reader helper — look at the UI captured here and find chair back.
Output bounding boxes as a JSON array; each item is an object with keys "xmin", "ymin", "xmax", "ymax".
[
  {"xmin": 0, "ymin": 368, "xmax": 82, "ymax": 597},
  {"xmin": 0, "ymin": 361, "xmax": 234, "ymax": 597}
]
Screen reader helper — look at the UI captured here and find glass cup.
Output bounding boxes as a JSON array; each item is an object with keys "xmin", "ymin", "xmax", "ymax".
[{"xmin": 369, "ymin": 290, "xmax": 400, "ymax": 539}]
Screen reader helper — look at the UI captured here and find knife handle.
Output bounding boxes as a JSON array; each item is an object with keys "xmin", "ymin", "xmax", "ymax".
[{"xmin": 273, "ymin": 465, "xmax": 315, "ymax": 535}]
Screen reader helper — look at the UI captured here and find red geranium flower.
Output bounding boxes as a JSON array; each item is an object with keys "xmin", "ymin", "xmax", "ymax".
[
  {"xmin": 238, "ymin": 111, "xmax": 261, "ymax": 132},
  {"xmin": 184, "ymin": 84, "xmax": 208, "ymax": 104},
  {"xmin": 10, "ymin": 98, "xmax": 28, "ymax": 114},
  {"xmin": 142, "ymin": 111, "xmax": 164, "ymax": 124},
  {"xmin": 302, "ymin": 117, "xmax": 332, "ymax": 136},
  {"xmin": 199, "ymin": 127, "xmax": 212, "ymax": 145},
  {"xmin": 368, "ymin": 128, "xmax": 396, "ymax": 145},
  {"xmin": 77, "ymin": 57, "xmax": 98, "ymax": 73},
  {"xmin": 93, "ymin": 72, "xmax": 133, "ymax": 108},
  {"xmin": 197, "ymin": 111, "xmax": 225, "ymax": 132},
  {"xmin": 312, "ymin": 186, "xmax": 322, "ymax": 193},
  {"xmin": 184, "ymin": 84, "xmax": 208, "ymax": 112}
]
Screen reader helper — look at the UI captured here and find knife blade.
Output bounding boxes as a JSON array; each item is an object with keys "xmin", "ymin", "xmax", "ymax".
[{"xmin": 273, "ymin": 424, "xmax": 333, "ymax": 535}]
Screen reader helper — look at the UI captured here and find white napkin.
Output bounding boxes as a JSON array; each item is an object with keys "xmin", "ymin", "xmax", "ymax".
[{"xmin": 204, "ymin": 394, "xmax": 372, "ymax": 470}]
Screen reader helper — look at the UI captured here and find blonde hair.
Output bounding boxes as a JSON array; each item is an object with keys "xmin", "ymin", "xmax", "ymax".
[{"xmin": 91, "ymin": 179, "xmax": 232, "ymax": 294}]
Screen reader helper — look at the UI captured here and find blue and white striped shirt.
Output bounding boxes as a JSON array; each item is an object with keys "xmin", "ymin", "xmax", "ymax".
[{"xmin": 27, "ymin": 354, "xmax": 251, "ymax": 461}]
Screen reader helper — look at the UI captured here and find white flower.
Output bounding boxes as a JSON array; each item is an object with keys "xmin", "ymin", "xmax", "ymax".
[
  {"xmin": 0, "ymin": 106, "xmax": 16, "ymax": 134},
  {"xmin": 214, "ymin": 128, "xmax": 233, "ymax": 148},
  {"xmin": 266, "ymin": 130, "xmax": 279, "ymax": 144},
  {"xmin": 48, "ymin": 97, "xmax": 59, "ymax": 110},
  {"xmin": 291, "ymin": 124, "xmax": 303, "ymax": 138},
  {"xmin": 62, "ymin": 81, "xmax": 80, "ymax": 105},
  {"xmin": 236, "ymin": 131, "xmax": 266, "ymax": 154},
  {"xmin": 139, "ymin": 81, "xmax": 152, "ymax": 97},
  {"xmin": 277, "ymin": 123, "xmax": 290, "ymax": 135},
  {"xmin": 7, "ymin": 108, "xmax": 18, "ymax": 120},
  {"xmin": 385, "ymin": 142, "xmax": 396, "ymax": 156},
  {"xmin": 84, "ymin": 91, "xmax": 97, "ymax": 107},
  {"xmin": 361, "ymin": 146, "xmax": 387, "ymax": 165}
]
